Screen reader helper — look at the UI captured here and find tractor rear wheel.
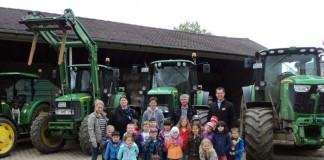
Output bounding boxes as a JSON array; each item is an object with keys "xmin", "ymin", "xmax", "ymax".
[
  {"xmin": 30, "ymin": 114, "xmax": 66, "ymax": 153},
  {"xmin": 79, "ymin": 115, "xmax": 91, "ymax": 155},
  {"xmin": 244, "ymin": 107, "xmax": 273, "ymax": 160},
  {"xmin": 0, "ymin": 118, "xmax": 17, "ymax": 158}
]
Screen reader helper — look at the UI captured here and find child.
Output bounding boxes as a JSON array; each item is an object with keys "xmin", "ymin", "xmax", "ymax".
[
  {"xmin": 117, "ymin": 133, "xmax": 139, "ymax": 160},
  {"xmin": 199, "ymin": 138, "xmax": 218, "ymax": 160},
  {"xmin": 202, "ymin": 122, "xmax": 215, "ymax": 141},
  {"xmin": 100, "ymin": 125, "xmax": 115, "ymax": 155},
  {"xmin": 176, "ymin": 116, "xmax": 191, "ymax": 160},
  {"xmin": 165, "ymin": 126, "xmax": 183, "ymax": 160},
  {"xmin": 131, "ymin": 119, "xmax": 140, "ymax": 132},
  {"xmin": 210, "ymin": 116, "xmax": 219, "ymax": 127},
  {"xmin": 104, "ymin": 131, "xmax": 122, "ymax": 160},
  {"xmin": 124, "ymin": 123, "xmax": 144, "ymax": 156},
  {"xmin": 144, "ymin": 128, "xmax": 164, "ymax": 160},
  {"xmin": 191, "ymin": 115, "xmax": 204, "ymax": 132},
  {"xmin": 159, "ymin": 120, "xmax": 172, "ymax": 160},
  {"xmin": 187, "ymin": 124, "xmax": 203, "ymax": 160},
  {"xmin": 212, "ymin": 121, "xmax": 231, "ymax": 160},
  {"xmin": 149, "ymin": 117, "xmax": 159, "ymax": 130},
  {"xmin": 141, "ymin": 121, "xmax": 150, "ymax": 143},
  {"xmin": 228, "ymin": 128, "xmax": 244, "ymax": 160}
]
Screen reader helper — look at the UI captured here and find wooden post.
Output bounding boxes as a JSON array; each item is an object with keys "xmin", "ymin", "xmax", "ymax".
[
  {"xmin": 28, "ymin": 32, "xmax": 38, "ymax": 66},
  {"xmin": 58, "ymin": 31, "xmax": 67, "ymax": 65}
]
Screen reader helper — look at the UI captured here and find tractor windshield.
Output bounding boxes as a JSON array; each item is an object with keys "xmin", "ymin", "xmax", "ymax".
[
  {"xmin": 265, "ymin": 54, "xmax": 317, "ymax": 83},
  {"xmin": 70, "ymin": 66, "xmax": 116, "ymax": 95},
  {"xmin": 264, "ymin": 54, "xmax": 317, "ymax": 102},
  {"xmin": 152, "ymin": 66, "xmax": 190, "ymax": 92}
]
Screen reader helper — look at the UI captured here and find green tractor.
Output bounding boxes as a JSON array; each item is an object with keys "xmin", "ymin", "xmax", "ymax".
[
  {"xmin": 0, "ymin": 72, "xmax": 58, "ymax": 158},
  {"xmin": 19, "ymin": 9, "xmax": 124, "ymax": 154},
  {"xmin": 242, "ymin": 47, "xmax": 324, "ymax": 160},
  {"xmin": 133, "ymin": 52, "xmax": 211, "ymax": 123}
]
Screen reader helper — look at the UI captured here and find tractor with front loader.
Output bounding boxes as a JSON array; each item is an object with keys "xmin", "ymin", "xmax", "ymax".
[
  {"xmin": 0, "ymin": 72, "xmax": 58, "ymax": 158},
  {"xmin": 242, "ymin": 47, "xmax": 324, "ymax": 160},
  {"xmin": 132, "ymin": 52, "xmax": 211, "ymax": 123},
  {"xmin": 19, "ymin": 9, "xmax": 124, "ymax": 154}
]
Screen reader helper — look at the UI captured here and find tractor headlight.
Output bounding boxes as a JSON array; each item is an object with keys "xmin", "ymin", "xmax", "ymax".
[
  {"xmin": 55, "ymin": 109, "xmax": 74, "ymax": 115},
  {"xmin": 294, "ymin": 85, "xmax": 311, "ymax": 92}
]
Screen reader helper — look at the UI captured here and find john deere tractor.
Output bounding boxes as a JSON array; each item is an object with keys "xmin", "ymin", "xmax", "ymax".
[
  {"xmin": 242, "ymin": 47, "xmax": 324, "ymax": 160},
  {"xmin": 133, "ymin": 53, "xmax": 211, "ymax": 123},
  {"xmin": 20, "ymin": 9, "xmax": 124, "ymax": 154},
  {"xmin": 0, "ymin": 72, "xmax": 58, "ymax": 158}
]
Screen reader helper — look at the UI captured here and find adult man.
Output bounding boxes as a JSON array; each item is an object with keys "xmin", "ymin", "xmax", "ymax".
[
  {"xmin": 207, "ymin": 87, "xmax": 235, "ymax": 129},
  {"xmin": 172, "ymin": 94, "xmax": 197, "ymax": 125}
]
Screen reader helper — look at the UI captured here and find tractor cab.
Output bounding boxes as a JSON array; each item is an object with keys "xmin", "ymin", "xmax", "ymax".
[{"xmin": 133, "ymin": 53, "xmax": 210, "ymax": 122}]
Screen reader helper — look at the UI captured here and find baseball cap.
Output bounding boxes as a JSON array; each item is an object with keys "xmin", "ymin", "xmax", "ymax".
[
  {"xmin": 149, "ymin": 128, "xmax": 158, "ymax": 132},
  {"xmin": 192, "ymin": 115, "xmax": 200, "ymax": 121},
  {"xmin": 210, "ymin": 116, "xmax": 218, "ymax": 123}
]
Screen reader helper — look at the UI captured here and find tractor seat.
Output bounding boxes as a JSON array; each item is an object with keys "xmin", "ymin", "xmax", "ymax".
[{"xmin": 13, "ymin": 94, "xmax": 27, "ymax": 109}]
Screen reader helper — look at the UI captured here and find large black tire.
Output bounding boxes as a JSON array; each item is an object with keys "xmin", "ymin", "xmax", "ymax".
[
  {"xmin": 244, "ymin": 107, "xmax": 273, "ymax": 160},
  {"xmin": 0, "ymin": 117, "xmax": 17, "ymax": 158},
  {"xmin": 30, "ymin": 104, "xmax": 50, "ymax": 126},
  {"xmin": 30, "ymin": 114, "xmax": 66, "ymax": 154},
  {"xmin": 79, "ymin": 115, "xmax": 91, "ymax": 155}
]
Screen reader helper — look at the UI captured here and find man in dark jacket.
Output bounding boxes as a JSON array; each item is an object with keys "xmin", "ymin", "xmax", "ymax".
[
  {"xmin": 207, "ymin": 87, "xmax": 235, "ymax": 129},
  {"xmin": 172, "ymin": 94, "xmax": 197, "ymax": 125}
]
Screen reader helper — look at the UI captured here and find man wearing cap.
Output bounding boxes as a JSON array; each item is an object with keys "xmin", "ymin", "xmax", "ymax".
[
  {"xmin": 172, "ymin": 94, "xmax": 197, "ymax": 125},
  {"xmin": 207, "ymin": 87, "xmax": 235, "ymax": 129}
]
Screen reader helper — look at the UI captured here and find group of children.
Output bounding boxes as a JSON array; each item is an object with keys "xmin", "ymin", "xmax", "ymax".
[{"xmin": 101, "ymin": 115, "xmax": 244, "ymax": 160}]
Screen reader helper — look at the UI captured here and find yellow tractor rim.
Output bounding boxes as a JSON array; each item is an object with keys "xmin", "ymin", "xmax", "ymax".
[
  {"xmin": 40, "ymin": 119, "xmax": 63, "ymax": 147},
  {"xmin": 0, "ymin": 122, "xmax": 15, "ymax": 154},
  {"xmin": 38, "ymin": 110, "xmax": 48, "ymax": 117}
]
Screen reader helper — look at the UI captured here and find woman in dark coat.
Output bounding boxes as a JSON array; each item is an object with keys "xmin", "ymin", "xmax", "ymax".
[{"xmin": 108, "ymin": 96, "xmax": 138, "ymax": 135}]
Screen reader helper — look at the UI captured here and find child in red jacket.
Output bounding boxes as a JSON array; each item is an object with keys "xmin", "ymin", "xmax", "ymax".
[{"xmin": 176, "ymin": 116, "xmax": 191, "ymax": 160}]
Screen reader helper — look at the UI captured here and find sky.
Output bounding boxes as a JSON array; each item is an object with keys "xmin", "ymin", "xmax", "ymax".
[{"xmin": 1, "ymin": 0, "xmax": 324, "ymax": 49}]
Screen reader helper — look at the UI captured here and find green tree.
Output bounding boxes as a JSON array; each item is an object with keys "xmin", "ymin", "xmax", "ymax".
[{"xmin": 174, "ymin": 21, "xmax": 211, "ymax": 35}]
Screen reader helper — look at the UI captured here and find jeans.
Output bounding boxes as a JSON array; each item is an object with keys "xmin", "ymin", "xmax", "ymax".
[{"xmin": 90, "ymin": 143, "xmax": 104, "ymax": 160}]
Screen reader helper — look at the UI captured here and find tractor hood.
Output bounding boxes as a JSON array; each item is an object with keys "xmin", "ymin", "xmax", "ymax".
[
  {"xmin": 148, "ymin": 87, "xmax": 178, "ymax": 95},
  {"xmin": 284, "ymin": 75, "xmax": 324, "ymax": 84},
  {"xmin": 56, "ymin": 93, "xmax": 92, "ymax": 102}
]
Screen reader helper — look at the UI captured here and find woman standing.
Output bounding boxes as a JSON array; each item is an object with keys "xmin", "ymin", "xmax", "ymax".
[
  {"xmin": 108, "ymin": 96, "xmax": 138, "ymax": 135},
  {"xmin": 141, "ymin": 97, "xmax": 164, "ymax": 130},
  {"xmin": 88, "ymin": 99, "xmax": 108, "ymax": 160}
]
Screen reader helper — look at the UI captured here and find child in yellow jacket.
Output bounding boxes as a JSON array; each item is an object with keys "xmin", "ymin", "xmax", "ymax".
[{"xmin": 165, "ymin": 126, "xmax": 183, "ymax": 160}]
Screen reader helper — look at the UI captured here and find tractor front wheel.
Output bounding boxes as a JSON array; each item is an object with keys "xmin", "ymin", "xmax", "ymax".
[
  {"xmin": 79, "ymin": 115, "xmax": 91, "ymax": 155},
  {"xmin": 244, "ymin": 107, "xmax": 273, "ymax": 160},
  {"xmin": 0, "ymin": 118, "xmax": 17, "ymax": 158},
  {"xmin": 30, "ymin": 114, "xmax": 66, "ymax": 154}
]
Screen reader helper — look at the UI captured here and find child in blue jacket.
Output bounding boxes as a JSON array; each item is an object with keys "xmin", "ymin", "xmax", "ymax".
[
  {"xmin": 212, "ymin": 121, "xmax": 231, "ymax": 160},
  {"xmin": 117, "ymin": 133, "xmax": 139, "ymax": 160},
  {"xmin": 228, "ymin": 128, "xmax": 244, "ymax": 160},
  {"xmin": 104, "ymin": 131, "xmax": 122, "ymax": 160}
]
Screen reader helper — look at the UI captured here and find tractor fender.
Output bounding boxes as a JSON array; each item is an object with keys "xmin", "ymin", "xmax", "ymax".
[
  {"xmin": 242, "ymin": 85, "xmax": 272, "ymax": 109},
  {"xmin": 20, "ymin": 99, "xmax": 51, "ymax": 124},
  {"xmin": 0, "ymin": 114, "xmax": 19, "ymax": 132}
]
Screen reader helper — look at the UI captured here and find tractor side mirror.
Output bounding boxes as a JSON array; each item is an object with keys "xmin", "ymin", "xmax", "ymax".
[
  {"xmin": 244, "ymin": 58, "xmax": 253, "ymax": 68},
  {"xmin": 112, "ymin": 68, "xmax": 120, "ymax": 78},
  {"xmin": 203, "ymin": 64, "xmax": 210, "ymax": 73},
  {"xmin": 131, "ymin": 66, "xmax": 138, "ymax": 75}
]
